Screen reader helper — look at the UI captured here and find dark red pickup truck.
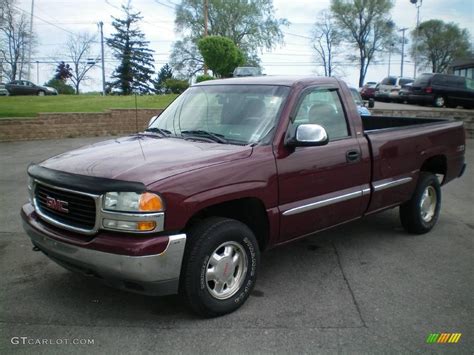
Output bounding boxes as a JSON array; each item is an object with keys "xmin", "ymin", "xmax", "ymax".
[{"xmin": 21, "ymin": 76, "xmax": 466, "ymax": 317}]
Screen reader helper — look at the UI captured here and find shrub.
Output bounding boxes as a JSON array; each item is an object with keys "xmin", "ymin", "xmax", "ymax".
[
  {"xmin": 44, "ymin": 79, "xmax": 75, "ymax": 95},
  {"xmin": 196, "ymin": 74, "xmax": 215, "ymax": 83},
  {"xmin": 164, "ymin": 79, "xmax": 189, "ymax": 94}
]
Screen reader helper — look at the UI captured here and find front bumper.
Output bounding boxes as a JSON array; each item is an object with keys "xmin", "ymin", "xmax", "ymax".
[{"xmin": 21, "ymin": 203, "xmax": 186, "ymax": 296}]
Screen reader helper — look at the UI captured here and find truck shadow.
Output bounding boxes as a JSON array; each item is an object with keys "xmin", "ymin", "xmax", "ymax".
[{"xmin": 9, "ymin": 208, "xmax": 429, "ymax": 327}]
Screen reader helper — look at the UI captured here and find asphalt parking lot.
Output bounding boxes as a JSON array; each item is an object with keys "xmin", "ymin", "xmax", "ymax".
[{"xmin": 0, "ymin": 137, "xmax": 473, "ymax": 354}]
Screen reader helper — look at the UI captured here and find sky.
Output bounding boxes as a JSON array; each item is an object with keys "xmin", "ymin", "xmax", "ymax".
[{"xmin": 14, "ymin": 0, "xmax": 474, "ymax": 91}]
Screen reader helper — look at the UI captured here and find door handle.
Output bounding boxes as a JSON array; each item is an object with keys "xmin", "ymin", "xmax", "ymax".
[{"xmin": 346, "ymin": 149, "xmax": 361, "ymax": 163}]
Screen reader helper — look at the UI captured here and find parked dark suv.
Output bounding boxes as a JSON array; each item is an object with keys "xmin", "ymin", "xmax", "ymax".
[{"xmin": 408, "ymin": 73, "xmax": 474, "ymax": 108}]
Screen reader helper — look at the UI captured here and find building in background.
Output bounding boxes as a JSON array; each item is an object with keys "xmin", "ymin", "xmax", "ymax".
[{"xmin": 449, "ymin": 56, "xmax": 474, "ymax": 79}]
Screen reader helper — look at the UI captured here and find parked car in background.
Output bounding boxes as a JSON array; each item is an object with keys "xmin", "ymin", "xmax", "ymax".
[
  {"xmin": 5, "ymin": 80, "xmax": 58, "ymax": 96},
  {"xmin": 359, "ymin": 82, "xmax": 377, "ymax": 100},
  {"xmin": 375, "ymin": 76, "xmax": 413, "ymax": 102},
  {"xmin": 407, "ymin": 73, "xmax": 474, "ymax": 108},
  {"xmin": 233, "ymin": 67, "xmax": 262, "ymax": 77},
  {"xmin": 397, "ymin": 83, "xmax": 413, "ymax": 103},
  {"xmin": 349, "ymin": 86, "xmax": 372, "ymax": 115},
  {"xmin": 0, "ymin": 83, "xmax": 9, "ymax": 96}
]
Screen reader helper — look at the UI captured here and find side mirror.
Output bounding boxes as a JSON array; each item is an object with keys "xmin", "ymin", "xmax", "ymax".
[
  {"xmin": 368, "ymin": 98, "xmax": 375, "ymax": 108},
  {"xmin": 286, "ymin": 124, "xmax": 329, "ymax": 147}
]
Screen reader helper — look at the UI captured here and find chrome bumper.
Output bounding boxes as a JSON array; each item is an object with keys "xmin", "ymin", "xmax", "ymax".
[{"xmin": 23, "ymin": 219, "xmax": 186, "ymax": 296}]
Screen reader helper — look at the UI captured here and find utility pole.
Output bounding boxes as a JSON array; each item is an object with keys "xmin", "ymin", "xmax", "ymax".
[
  {"xmin": 399, "ymin": 28, "xmax": 408, "ymax": 77},
  {"xmin": 388, "ymin": 43, "xmax": 394, "ymax": 76},
  {"xmin": 410, "ymin": 0, "xmax": 422, "ymax": 78},
  {"xmin": 36, "ymin": 61, "xmax": 39, "ymax": 84},
  {"xmin": 27, "ymin": 0, "xmax": 35, "ymax": 81},
  {"xmin": 98, "ymin": 21, "xmax": 106, "ymax": 96},
  {"xmin": 203, "ymin": 0, "xmax": 208, "ymax": 75}
]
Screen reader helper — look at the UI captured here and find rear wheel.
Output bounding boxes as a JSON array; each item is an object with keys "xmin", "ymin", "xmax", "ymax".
[
  {"xmin": 433, "ymin": 96, "xmax": 445, "ymax": 107},
  {"xmin": 400, "ymin": 172, "xmax": 441, "ymax": 234},
  {"xmin": 181, "ymin": 217, "xmax": 259, "ymax": 317}
]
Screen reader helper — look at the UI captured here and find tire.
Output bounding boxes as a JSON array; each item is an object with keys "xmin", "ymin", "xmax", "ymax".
[
  {"xmin": 433, "ymin": 96, "xmax": 445, "ymax": 108},
  {"xmin": 400, "ymin": 172, "xmax": 441, "ymax": 234},
  {"xmin": 181, "ymin": 217, "xmax": 260, "ymax": 317},
  {"xmin": 38, "ymin": 90, "xmax": 45, "ymax": 96}
]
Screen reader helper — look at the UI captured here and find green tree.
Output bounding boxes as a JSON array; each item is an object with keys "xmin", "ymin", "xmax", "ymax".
[
  {"xmin": 411, "ymin": 20, "xmax": 470, "ymax": 74},
  {"xmin": 154, "ymin": 63, "xmax": 173, "ymax": 94},
  {"xmin": 198, "ymin": 36, "xmax": 244, "ymax": 78},
  {"xmin": 106, "ymin": 1, "xmax": 155, "ymax": 94},
  {"xmin": 54, "ymin": 61, "xmax": 72, "ymax": 81},
  {"xmin": 331, "ymin": 0, "xmax": 395, "ymax": 87},
  {"xmin": 171, "ymin": 0, "xmax": 288, "ymax": 76}
]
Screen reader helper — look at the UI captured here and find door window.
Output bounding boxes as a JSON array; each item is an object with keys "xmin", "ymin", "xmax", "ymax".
[{"xmin": 292, "ymin": 89, "xmax": 350, "ymax": 140}]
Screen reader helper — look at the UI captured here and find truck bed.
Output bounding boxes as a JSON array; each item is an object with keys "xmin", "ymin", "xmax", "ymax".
[
  {"xmin": 361, "ymin": 115, "xmax": 449, "ymax": 132},
  {"xmin": 360, "ymin": 115, "xmax": 465, "ymax": 214}
]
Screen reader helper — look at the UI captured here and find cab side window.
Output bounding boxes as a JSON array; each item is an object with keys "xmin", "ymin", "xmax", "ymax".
[{"xmin": 293, "ymin": 89, "xmax": 349, "ymax": 140}]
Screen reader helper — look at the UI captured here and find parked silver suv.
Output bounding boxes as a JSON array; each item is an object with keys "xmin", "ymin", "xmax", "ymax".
[{"xmin": 375, "ymin": 76, "xmax": 413, "ymax": 102}]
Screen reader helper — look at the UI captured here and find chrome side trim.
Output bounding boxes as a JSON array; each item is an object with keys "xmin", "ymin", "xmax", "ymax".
[
  {"xmin": 372, "ymin": 177, "xmax": 413, "ymax": 192},
  {"xmin": 283, "ymin": 190, "xmax": 363, "ymax": 216}
]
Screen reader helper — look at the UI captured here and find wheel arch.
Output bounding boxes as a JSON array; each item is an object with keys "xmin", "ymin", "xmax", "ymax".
[
  {"xmin": 184, "ymin": 197, "xmax": 270, "ymax": 251},
  {"xmin": 420, "ymin": 154, "xmax": 447, "ymax": 184}
]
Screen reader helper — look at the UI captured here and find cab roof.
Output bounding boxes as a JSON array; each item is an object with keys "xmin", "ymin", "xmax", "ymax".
[{"xmin": 192, "ymin": 75, "xmax": 340, "ymax": 88}]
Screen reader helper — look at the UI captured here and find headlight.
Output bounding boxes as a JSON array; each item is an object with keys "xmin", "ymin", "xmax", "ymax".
[
  {"xmin": 103, "ymin": 192, "xmax": 164, "ymax": 212},
  {"xmin": 102, "ymin": 192, "xmax": 164, "ymax": 232}
]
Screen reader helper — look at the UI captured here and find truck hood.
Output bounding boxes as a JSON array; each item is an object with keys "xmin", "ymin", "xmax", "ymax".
[{"xmin": 40, "ymin": 135, "xmax": 253, "ymax": 186}]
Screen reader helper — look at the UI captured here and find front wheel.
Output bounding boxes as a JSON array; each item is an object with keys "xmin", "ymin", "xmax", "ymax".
[
  {"xmin": 400, "ymin": 172, "xmax": 441, "ymax": 234},
  {"xmin": 38, "ymin": 90, "xmax": 45, "ymax": 96},
  {"xmin": 181, "ymin": 217, "xmax": 259, "ymax": 317}
]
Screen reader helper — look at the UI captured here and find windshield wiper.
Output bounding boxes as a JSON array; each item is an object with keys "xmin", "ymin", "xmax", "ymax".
[
  {"xmin": 144, "ymin": 127, "xmax": 173, "ymax": 136},
  {"xmin": 180, "ymin": 130, "xmax": 228, "ymax": 144}
]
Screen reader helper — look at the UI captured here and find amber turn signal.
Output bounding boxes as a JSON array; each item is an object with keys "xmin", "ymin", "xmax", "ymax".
[
  {"xmin": 137, "ymin": 221, "xmax": 157, "ymax": 231},
  {"xmin": 139, "ymin": 192, "xmax": 164, "ymax": 212}
]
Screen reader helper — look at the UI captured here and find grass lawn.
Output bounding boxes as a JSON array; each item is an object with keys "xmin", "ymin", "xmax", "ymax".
[{"xmin": 0, "ymin": 94, "xmax": 178, "ymax": 118}]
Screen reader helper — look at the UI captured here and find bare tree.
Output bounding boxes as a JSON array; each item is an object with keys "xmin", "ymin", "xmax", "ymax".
[
  {"xmin": 311, "ymin": 10, "xmax": 342, "ymax": 77},
  {"xmin": 0, "ymin": 0, "xmax": 33, "ymax": 81},
  {"xmin": 331, "ymin": 0, "xmax": 395, "ymax": 87},
  {"xmin": 65, "ymin": 32, "xmax": 97, "ymax": 94}
]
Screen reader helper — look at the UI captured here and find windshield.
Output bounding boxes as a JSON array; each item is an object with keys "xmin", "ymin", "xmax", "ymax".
[{"xmin": 149, "ymin": 85, "xmax": 290, "ymax": 145}]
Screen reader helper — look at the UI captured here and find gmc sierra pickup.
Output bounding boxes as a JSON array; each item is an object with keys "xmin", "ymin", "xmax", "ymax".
[{"xmin": 21, "ymin": 76, "xmax": 466, "ymax": 317}]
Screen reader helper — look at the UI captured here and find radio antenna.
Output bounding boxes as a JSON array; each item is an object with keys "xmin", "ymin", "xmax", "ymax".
[{"xmin": 134, "ymin": 93, "xmax": 139, "ymax": 134}]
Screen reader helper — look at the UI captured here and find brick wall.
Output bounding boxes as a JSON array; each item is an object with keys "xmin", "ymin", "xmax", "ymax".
[
  {"xmin": 0, "ymin": 107, "xmax": 472, "ymax": 142},
  {"xmin": 0, "ymin": 109, "xmax": 163, "ymax": 142},
  {"xmin": 370, "ymin": 108, "xmax": 474, "ymax": 139}
]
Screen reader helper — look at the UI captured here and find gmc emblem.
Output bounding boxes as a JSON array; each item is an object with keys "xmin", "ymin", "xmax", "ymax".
[{"xmin": 46, "ymin": 196, "xmax": 69, "ymax": 213}]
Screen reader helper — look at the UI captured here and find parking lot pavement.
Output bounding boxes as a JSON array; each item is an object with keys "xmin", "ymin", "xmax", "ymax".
[{"xmin": 0, "ymin": 137, "xmax": 472, "ymax": 354}]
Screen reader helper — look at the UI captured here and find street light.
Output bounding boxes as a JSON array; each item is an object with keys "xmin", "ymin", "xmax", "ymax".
[
  {"xmin": 410, "ymin": 0, "xmax": 423, "ymax": 78},
  {"xmin": 399, "ymin": 28, "xmax": 408, "ymax": 77}
]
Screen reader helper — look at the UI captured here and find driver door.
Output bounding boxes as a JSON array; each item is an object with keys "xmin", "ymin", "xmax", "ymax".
[{"xmin": 277, "ymin": 87, "xmax": 370, "ymax": 242}]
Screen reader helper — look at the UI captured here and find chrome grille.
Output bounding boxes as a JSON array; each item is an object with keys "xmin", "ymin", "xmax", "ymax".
[{"xmin": 34, "ymin": 182, "xmax": 97, "ymax": 230}]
